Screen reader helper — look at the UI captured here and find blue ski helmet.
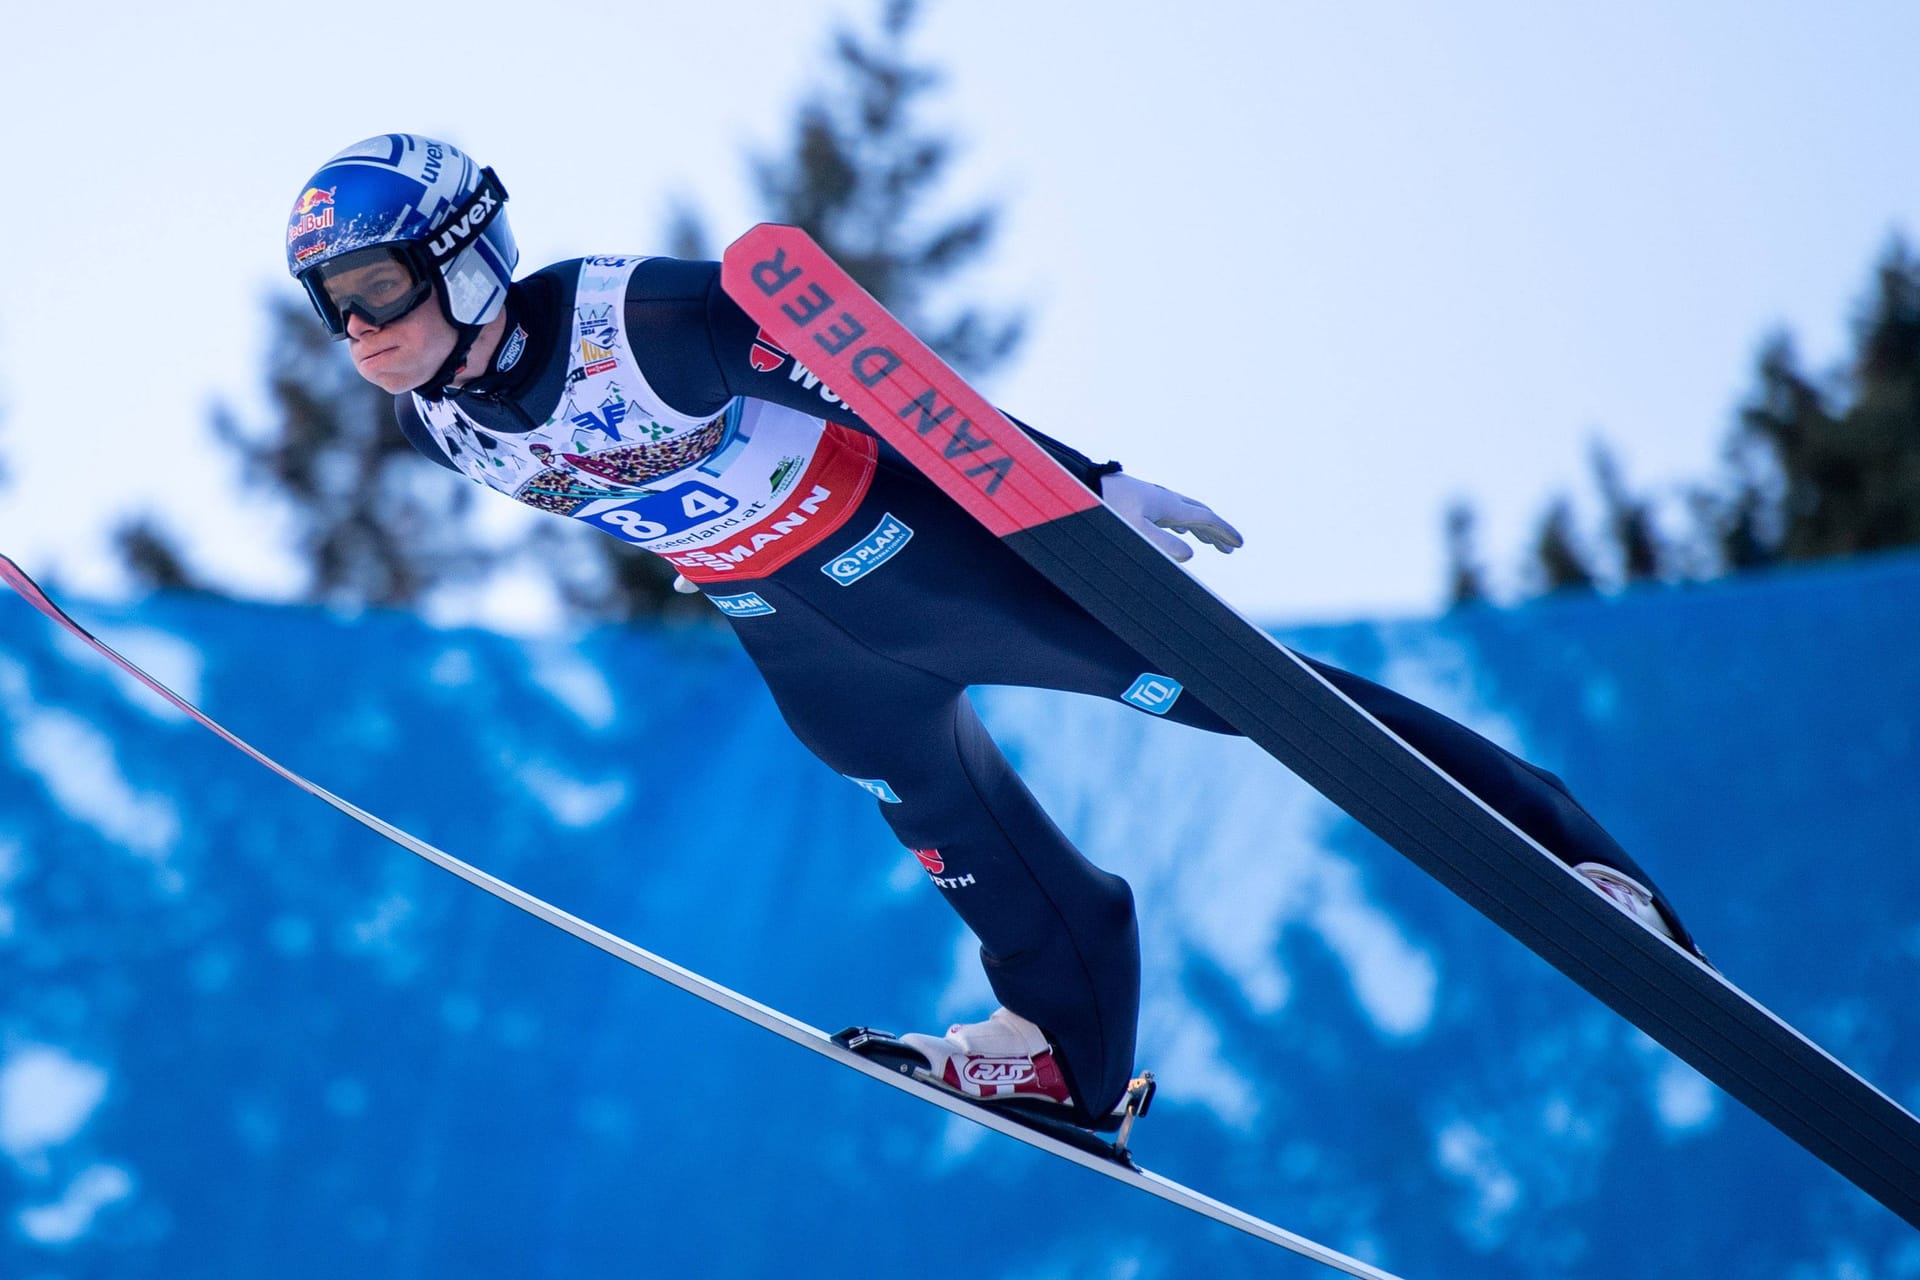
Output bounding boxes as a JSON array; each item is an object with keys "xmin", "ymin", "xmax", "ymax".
[{"xmin": 286, "ymin": 134, "xmax": 518, "ymax": 339}]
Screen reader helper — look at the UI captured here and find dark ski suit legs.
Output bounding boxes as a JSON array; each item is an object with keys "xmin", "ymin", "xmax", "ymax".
[{"xmin": 715, "ymin": 460, "xmax": 1691, "ymax": 1121}]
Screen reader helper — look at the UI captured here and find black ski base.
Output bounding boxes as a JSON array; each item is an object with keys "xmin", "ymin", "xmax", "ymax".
[
  {"xmin": 833, "ymin": 1026, "xmax": 1152, "ymax": 1168},
  {"xmin": 1005, "ymin": 509, "xmax": 1920, "ymax": 1229}
]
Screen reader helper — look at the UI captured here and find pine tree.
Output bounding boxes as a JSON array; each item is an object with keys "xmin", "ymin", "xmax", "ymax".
[
  {"xmin": 556, "ymin": 0, "xmax": 1025, "ymax": 620},
  {"xmin": 112, "ymin": 516, "xmax": 207, "ymax": 593},
  {"xmin": 1734, "ymin": 241, "xmax": 1920, "ymax": 562},
  {"xmin": 1459, "ymin": 237, "xmax": 1920, "ymax": 605},
  {"xmin": 1529, "ymin": 497, "xmax": 1599, "ymax": 596},
  {"xmin": 1488, "ymin": 443, "xmax": 1652, "ymax": 604},
  {"xmin": 750, "ymin": 0, "xmax": 1022, "ymax": 378},
  {"xmin": 1443, "ymin": 500, "xmax": 1491, "ymax": 607},
  {"xmin": 1590, "ymin": 440, "xmax": 1664, "ymax": 586},
  {"xmin": 131, "ymin": 0, "xmax": 1024, "ymax": 621},
  {"xmin": 209, "ymin": 296, "xmax": 505, "ymax": 610}
]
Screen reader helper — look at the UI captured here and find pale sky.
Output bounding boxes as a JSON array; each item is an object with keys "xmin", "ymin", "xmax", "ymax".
[{"xmin": 3, "ymin": 2, "xmax": 1915, "ymax": 626}]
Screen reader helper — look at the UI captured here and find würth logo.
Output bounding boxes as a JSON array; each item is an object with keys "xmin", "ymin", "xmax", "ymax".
[
  {"xmin": 749, "ymin": 328, "xmax": 789, "ymax": 372},
  {"xmin": 912, "ymin": 848, "xmax": 944, "ymax": 874}
]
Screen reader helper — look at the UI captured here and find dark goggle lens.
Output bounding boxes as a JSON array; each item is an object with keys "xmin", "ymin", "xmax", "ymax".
[{"xmin": 307, "ymin": 247, "xmax": 434, "ymax": 335}]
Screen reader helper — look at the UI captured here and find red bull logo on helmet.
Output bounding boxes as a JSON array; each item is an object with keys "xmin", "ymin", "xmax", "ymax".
[
  {"xmin": 292, "ymin": 185, "xmax": 336, "ymax": 216},
  {"xmin": 287, "ymin": 187, "xmax": 336, "ymax": 245}
]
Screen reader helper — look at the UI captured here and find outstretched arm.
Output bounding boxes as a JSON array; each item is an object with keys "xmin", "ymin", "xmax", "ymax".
[{"xmin": 634, "ymin": 258, "xmax": 1243, "ymax": 558}]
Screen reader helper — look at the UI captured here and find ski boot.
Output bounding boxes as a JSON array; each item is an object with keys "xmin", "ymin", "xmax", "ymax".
[
  {"xmin": 1575, "ymin": 862, "xmax": 1713, "ymax": 967},
  {"xmin": 835, "ymin": 1008, "xmax": 1155, "ymax": 1165}
]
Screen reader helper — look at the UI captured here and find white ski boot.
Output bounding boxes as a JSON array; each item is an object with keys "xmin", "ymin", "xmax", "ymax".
[{"xmin": 898, "ymin": 1007, "xmax": 1075, "ymax": 1107}]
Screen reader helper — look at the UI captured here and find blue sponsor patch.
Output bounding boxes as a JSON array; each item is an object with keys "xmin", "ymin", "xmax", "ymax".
[
  {"xmin": 844, "ymin": 775, "xmax": 902, "ymax": 803},
  {"xmin": 584, "ymin": 482, "xmax": 740, "ymax": 543},
  {"xmin": 823, "ymin": 513, "xmax": 913, "ymax": 585},
  {"xmin": 495, "ymin": 324, "xmax": 528, "ymax": 373},
  {"xmin": 709, "ymin": 591, "xmax": 775, "ymax": 618},
  {"xmin": 1122, "ymin": 673, "xmax": 1183, "ymax": 715}
]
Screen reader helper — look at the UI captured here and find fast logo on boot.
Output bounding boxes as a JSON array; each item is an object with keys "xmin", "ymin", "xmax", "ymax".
[{"xmin": 962, "ymin": 1058, "xmax": 1037, "ymax": 1088}]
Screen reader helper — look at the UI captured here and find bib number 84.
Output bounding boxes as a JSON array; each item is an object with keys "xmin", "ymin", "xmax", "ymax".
[{"xmin": 589, "ymin": 483, "xmax": 738, "ymax": 543}]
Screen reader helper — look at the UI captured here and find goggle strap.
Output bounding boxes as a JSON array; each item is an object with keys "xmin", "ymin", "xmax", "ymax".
[{"xmin": 422, "ymin": 168, "xmax": 509, "ymax": 265}]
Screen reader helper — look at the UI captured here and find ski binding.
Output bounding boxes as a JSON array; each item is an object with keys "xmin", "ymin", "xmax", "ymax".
[{"xmin": 833, "ymin": 1026, "xmax": 1156, "ymax": 1168}]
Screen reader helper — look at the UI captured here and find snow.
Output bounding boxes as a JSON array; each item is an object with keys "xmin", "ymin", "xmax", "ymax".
[
  {"xmin": 512, "ymin": 759, "xmax": 626, "ymax": 828},
  {"xmin": 13, "ymin": 706, "xmax": 181, "ymax": 860},
  {"xmin": 1434, "ymin": 1119, "xmax": 1523, "ymax": 1246},
  {"xmin": 1634, "ymin": 1040, "xmax": 1720, "ymax": 1134},
  {"xmin": 1310, "ymin": 859, "xmax": 1439, "ymax": 1039},
  {"xmin": 16, "ymin": 1164, "xmax": 133, "ymax": 1245},
  {"xmin": 2, "ymin": 552, "xmax": 1913, "ymax": 1275},
  {"xmin": 0, "ymin": 1046, "xmax": 109, "ymax": 1169},
  {"xmin": 0, "ymin": 835, "xmax": 21, "ymax": 939},
  {"xmin": 348, "ymin": 891, "xmax": 416, "ymax": 950},
  {"xmin": 83, "ymin": 623, "xmax": 205, "ymax": 725},
  {"xmin": 524, "ymin": 643, "xmax": 617, "ymax": 729},
  {"xmin": 428, "ymin": 645, "xmax": 478, "ymax": 688},
  {"xmin": 1, "ymin": 665, "xmax": 181, "ymax": 888}
]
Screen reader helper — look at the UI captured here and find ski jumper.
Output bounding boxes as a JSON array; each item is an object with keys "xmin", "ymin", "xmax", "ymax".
[{"xmin": 396, "ymin": 255, "xmax": 1697, "ymax": 1123}]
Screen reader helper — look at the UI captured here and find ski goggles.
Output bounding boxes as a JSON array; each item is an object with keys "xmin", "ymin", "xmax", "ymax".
[
  {"xmin": 301, "ymin": 167, "xmax": 510, "ymax": 338},
  {"xmin": 302, "ymin": 245, "xmax": 438, "ymax": 337}
]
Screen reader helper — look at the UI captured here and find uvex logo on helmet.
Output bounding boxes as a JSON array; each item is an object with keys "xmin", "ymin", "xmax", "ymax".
[{"xmin": 425, "ymin": 169, "xmax": 507, "ymax": 263}]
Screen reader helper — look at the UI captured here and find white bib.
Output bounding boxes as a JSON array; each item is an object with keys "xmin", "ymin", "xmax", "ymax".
[{"xmin": 414, "ymin": 255, "xmax": 876, "ymax": 581}]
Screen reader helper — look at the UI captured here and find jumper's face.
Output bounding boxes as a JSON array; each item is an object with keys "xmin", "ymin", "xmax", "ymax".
[{"xmin": 330, "ymin": 258, "xmax": 457, "ymax": 393}]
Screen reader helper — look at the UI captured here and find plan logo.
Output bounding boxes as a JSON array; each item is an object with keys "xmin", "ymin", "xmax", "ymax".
[
  {"xmin": 709, "ymin": 591, "xmax": 775, "ymax": 618},
  {"xmin": 1122, "ymin": 674, "xmax": 1183, "ymax": 715},
  {"xmin": 823, "ymin": 514, "xmax": 912, "ymax": 585}
]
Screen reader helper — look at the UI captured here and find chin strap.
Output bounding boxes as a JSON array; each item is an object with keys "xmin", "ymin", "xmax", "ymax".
[{"xmin": 415, "ymin": 321, "xmax": 484, "ymax": 401}]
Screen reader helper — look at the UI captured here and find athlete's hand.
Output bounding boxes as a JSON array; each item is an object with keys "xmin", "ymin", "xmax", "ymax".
[{"xmin": 1101, "ymin": 472, "xmax": 1244, "ymax": 563}]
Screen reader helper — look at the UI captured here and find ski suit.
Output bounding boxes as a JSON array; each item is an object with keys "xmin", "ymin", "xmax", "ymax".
[{"xmin": 395, "ymin": 254, "xmax": 1695, "ymax": 1123}]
